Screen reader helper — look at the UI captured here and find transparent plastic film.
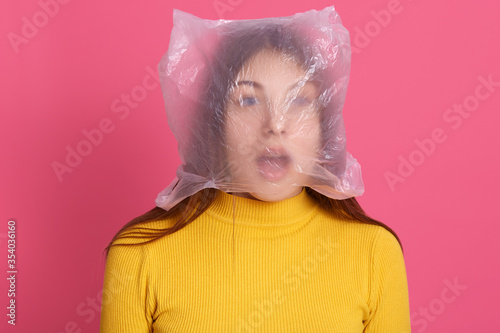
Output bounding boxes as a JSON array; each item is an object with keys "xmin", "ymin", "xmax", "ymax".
[{"xmin": 156, "ymin": 5, "xmax": 364, "ymax": 210}]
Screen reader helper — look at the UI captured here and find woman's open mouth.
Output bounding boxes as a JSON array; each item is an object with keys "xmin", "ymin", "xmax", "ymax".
[{"xmin": 256, "ymin": 148, "xmax": 292, "ymax": 182}]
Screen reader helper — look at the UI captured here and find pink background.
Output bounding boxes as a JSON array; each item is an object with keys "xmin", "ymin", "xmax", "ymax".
[{"xmin": 1, "ymin": 0, "xmax": 499, "ymax": 332}]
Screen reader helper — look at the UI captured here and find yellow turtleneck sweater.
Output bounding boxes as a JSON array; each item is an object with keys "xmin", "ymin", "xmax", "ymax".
[{"xmin": 100, "ymin": 188, "xmax": 411, "ymax": 332}]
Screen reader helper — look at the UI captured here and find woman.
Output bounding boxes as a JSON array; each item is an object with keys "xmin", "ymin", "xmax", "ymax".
[{"xmin": 100, "ymin": 6, "xmax": 411, "ymax": 332}]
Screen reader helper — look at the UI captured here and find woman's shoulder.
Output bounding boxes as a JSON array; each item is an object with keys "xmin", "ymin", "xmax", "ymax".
[
  {"xmin": 316, "ymin": 209, "xmax": 403, "ymax": 255},
  {"xmin": 352, "ymin": 222, "xmax": 403, "ymax": 255},
  {"xmin": 108, "ymin": 215, "xmax": 180, "ymax": 251},
  {"xmin": 340, "ymin": 221, "xmax": 404, "ymax": 262}
]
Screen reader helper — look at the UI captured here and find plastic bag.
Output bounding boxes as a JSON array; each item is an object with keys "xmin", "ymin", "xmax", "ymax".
[{"xmin": 155, "ymin": 5, "xmax": 364, "ymax": 210}]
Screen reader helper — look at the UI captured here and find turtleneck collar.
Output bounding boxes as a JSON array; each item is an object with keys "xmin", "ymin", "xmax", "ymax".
[{"xmin": 206, "ymin": 187, "xmax": 319, "ymax": 227}]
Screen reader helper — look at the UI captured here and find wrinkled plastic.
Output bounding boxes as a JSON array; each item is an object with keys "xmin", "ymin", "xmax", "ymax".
[{"xmin": 155, "ymin": 5, "xmax": 364, "ymax": 210}]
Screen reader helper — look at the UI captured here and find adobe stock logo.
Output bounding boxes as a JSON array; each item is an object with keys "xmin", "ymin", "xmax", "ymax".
[
  {"xmin": 51, "ymin": 66, "xmax": 162, "ymax": 182},
  {"xmin": 411, "ymin": 277, "xmax": 467, "ymax": 332},
  {"xmin": 385, "ymin": 74, "xmax": 499, "ymax": 192},
  {"xmin": 351, "ymin": 0, "xmax": 404, "ymax": 55},
  {"xmin": 7, "ymin": 0, "xmax": 72, "ymax": 54},
  {"xmin": 213, "ymin": 0, "xmax": 243, "ymax": 19},
  {"xmin": 237, "ymin": 236, "xmax": 339, "ymax": 331}
]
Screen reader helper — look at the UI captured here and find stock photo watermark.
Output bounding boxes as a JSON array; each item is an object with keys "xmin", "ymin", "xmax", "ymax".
[
  {"xmin": 6, "ymin": 220, "xmax": 17, "ymax": 326},
  {"xmin": 351, "ymin": 0, "xmax": 404, "ymax": 55},
  {"xmin": 50, "ymin": 253, "xmax": 136, "ymax": 333},
  {"xmin": 411, "ymin": 277, "xmax": 467, "ymax": 332},
  {"xmin": 51, "ymin": 66, "xmax": 162, "ymax": 182},
  {"xmin": 7, "ymin": 0, "xmax": 72, "ymax": 54},
  {"xmin": 236, "ymin": 235, "xmax": 339, "ymax": 331},
  {"xmin": 213, "ymin": 0, "xmax": 244, "ymax": 19},
  {"xmin": 385, "ymin": 74, "xmax": 499, "ymax": 192},
  {"xmin": 213, "ymin": 0, "xmax": 407, "ymax": 42}
]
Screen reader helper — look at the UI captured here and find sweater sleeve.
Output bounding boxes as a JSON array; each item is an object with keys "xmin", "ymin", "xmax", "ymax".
[
  {"xmin": 100, "ymin": 242, "xmax": 154, "ymax": 332},
  {"xmin": 364, "ymin": 228, "xmax": 411, "ymax": 333}
]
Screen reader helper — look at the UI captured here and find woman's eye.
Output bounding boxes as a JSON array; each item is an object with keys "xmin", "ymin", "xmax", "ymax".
[{"xmin": 239, "ymin": 96, "xmax": 259, "ymax": 107}]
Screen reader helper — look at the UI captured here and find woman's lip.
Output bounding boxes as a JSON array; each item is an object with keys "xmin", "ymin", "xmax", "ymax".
[{"xmin": 256, "ymin": 149, "xmax": 291, "ymax": 181}]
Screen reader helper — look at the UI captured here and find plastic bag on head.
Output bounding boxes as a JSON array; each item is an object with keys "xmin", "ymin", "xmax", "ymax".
[{"xmin": 156, "ymin": 5, "xmax": 364, "ymax": 211}]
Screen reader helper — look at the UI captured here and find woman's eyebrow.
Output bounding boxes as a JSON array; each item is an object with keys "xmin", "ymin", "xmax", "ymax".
[
  {"xmin": 236, "ymin": 80, "xmax": 315, "ymax": 91},
  {"xmin": 236, "ymin": 80, "xmax": 263, "ymax": 89}
]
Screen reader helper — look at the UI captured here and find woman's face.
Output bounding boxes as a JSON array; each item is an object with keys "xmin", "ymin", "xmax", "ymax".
[{"xmin": 224, "ymin": 48, "xmax": 322, "ymax": 202}]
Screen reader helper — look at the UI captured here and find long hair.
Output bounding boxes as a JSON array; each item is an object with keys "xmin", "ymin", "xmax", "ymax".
[
  {"xmin": 103, "ymin": 21, "xmax": 403, "ymax": 258},
  {"xmin": 103, "ymin": 187, "xmax": 403, "ymax": 258}
]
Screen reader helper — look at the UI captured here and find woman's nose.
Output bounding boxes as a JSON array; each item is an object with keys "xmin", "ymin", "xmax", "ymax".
[{"xmin": 262, "ymin": 103, "xmax": 287, "ymax": 136}]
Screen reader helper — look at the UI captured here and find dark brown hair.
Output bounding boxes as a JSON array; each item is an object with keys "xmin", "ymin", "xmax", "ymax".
[
  {"xmin": 103, "ymin": 20, "xmax": 403, "ymax": 258},
  {"xmin": 103, "ymin": 187, "xmax": 403, "ymax": 258}
]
